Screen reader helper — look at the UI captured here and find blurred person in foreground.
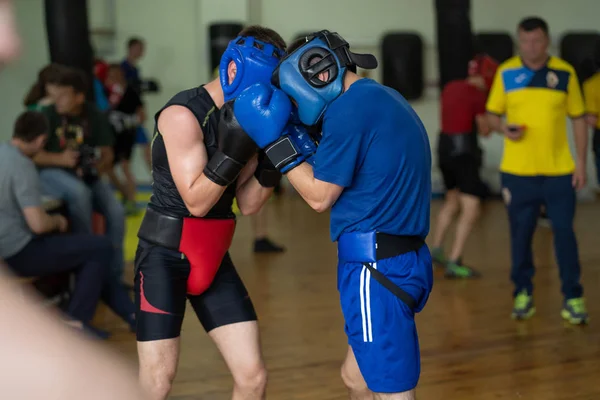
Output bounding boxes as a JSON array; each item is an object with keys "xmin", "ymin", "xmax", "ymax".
[
  {"xmin": 430, "ymin": 54, "xmax": 498, "ymax": 278},
  {"xmin": 0, "ymin": 1, "xmax": 145, "ymax": 398},
  {"xmin": 486, "ymin": 17, "xmax": 588, "ymax": 324}
]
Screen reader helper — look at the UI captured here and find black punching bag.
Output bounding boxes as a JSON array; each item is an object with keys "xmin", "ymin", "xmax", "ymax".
[
  {"xmin": 474, "ymin": 32, "xmax": 514, "ymax": 63},
  {"xmin": 209, "ymin": 23, "xmax": 244, "ymax": 78},
  {"xmin": 560, "ymin": 32, "xmax": 600, "ymax": 84},
  {"xmin": 381, "ymin": 33, "xmax": 424, "ymax": 100},
  {"xmin": 435, "ymin": 0, "xmax": 474, "ymax": 90},
  {"xmin": 45, "ymin": 0, "xmax": 94, "ymax": 98}
]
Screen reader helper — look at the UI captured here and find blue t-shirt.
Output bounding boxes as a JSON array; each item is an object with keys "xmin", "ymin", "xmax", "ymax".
[
  {"xmin": 313, "ymin": 78, "xmax": 431, "ymax": 242},
  {"xmin": 121, "ymin": 60, "xmax": 140, "ymax": 85}
]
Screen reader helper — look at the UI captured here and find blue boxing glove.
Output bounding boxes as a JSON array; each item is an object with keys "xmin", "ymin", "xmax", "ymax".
[
  {"xmin": 233, "ymin": 82, "xmax": 292, "ymax": 149},
  {"xmin": 286, "ymin": 124, "xmax": 318, "ymax": 167},
  {"xmin": 267, "ymin": 123, "xmax": 318, "ymax": 173}
]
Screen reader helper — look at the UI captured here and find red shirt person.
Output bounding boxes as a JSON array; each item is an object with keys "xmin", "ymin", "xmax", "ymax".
[{"xmin": 431, "ymin": 54, "xmax": 499, "ymax": 279}]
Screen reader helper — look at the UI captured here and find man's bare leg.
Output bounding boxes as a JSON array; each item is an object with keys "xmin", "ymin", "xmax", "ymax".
[
  {"xmin": 374, "ymin": 391, "xmax": 416, "ymax": 400},
  {"xmin": 340, "ymin": 346, "xmax": 373, "ymax": 400},
  {"xmin": 137, "ymin": 338, "xmax": 180, "ymax": 400},
  {"xmin": 448, "ymin": 193, "xmax": 481, "ymax": 261},
  {"xmin": 341, "ymin": 346, "xmax": 416, "ymax": 400},
  {"xmin": 209, "ymin": 321, "xmax": 267, "ymax": 400},
  {"xmin": 431, "ymin": 189, "xmax": 460, "ymax": 251}
]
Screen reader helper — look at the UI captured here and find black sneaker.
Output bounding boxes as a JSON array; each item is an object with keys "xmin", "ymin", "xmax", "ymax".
[{"xmin": 254, "ymin": 238, "xmax": 286, "ymax": 253}]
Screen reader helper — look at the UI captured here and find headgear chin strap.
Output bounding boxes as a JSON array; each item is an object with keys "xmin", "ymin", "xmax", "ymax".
[
  {"xmin": 220, "ymin": 36, "xmax": 284, "ymax": 102},
  {"xmin": 271, "ymin": 30, "xmax": 378, "ymax": 126}
]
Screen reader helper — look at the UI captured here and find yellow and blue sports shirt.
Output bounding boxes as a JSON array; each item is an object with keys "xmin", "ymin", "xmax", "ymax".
[
  {"xmin": 583, "ymin": 71, "xmax": 600, "ymax": 129},
  {"xmin": 486, "ymin": 56, "xmax": 585, "ymax": 176}
]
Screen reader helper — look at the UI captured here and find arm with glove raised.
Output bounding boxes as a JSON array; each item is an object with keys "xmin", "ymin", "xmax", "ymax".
[
  {"xmin": 160, "ymin": 103, "xmax": 257, "ymax": 217},
  {"xmin": 233, "ymin": 83, "xmax": 343, "ymax": 212},
  {"xmin": 233, "ymin": 83, "xmax": 319, "ymax": 173}
]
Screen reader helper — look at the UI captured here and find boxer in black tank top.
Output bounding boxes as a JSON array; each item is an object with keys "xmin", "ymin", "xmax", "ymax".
[
  {"xmin": 133, "ymin": 26, "xmax": 287, "ymax": 400},
  {"xmin": 135, "ymin": 85, "xmax": 252, "ymax": 340}
]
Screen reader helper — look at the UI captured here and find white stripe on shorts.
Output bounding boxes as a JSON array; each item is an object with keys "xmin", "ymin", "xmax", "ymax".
[
  {"xmin": 365, "ymin": 262, "xmax": 376, "ymax": 343},
  {"xmin": 359, "ymin": 263, "xmax": 376, "ymax": 343},
  {"xmin": 359, "ymin": 265, "xmax": 367, "ymax": 342}
]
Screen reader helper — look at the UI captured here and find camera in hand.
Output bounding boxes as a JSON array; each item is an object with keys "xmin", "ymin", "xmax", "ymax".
[{"xmin": 78, "ymin": 144, "xmax": 99, "ymax": 184}]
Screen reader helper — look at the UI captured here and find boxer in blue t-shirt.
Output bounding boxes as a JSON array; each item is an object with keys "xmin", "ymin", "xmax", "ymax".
[{"xmin": 232, "ymin": 30, "xmax": 433, "ymax": 399}]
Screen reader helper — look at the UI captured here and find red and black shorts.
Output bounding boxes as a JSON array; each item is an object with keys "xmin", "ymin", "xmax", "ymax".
[{"xmin": 133, "ymin": 238, "xmax": 256, "ymax": 342}]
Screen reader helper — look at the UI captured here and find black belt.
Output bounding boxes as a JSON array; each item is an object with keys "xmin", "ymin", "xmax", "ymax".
[
  {"xmin": 338, "ymin": 232, "xmax": 425, "ymax": 311},
  {"xmin": 137, "ymin": 207, "xmax": 183, "ymax": 250}
]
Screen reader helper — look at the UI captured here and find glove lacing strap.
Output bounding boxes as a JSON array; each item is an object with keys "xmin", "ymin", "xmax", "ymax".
[{"xmin": 264, "ymin": 136, "xmax": 301, "ymax": 171}]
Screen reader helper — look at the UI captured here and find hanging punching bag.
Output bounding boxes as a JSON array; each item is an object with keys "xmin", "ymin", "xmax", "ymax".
[
  {"xmin": 209, "ymin": 23, "xmax": 244, "ymax": 79},
  {"xmin": 381, "ymin": 33, "xmax": 424, "ymax": 100},
  {"xmin": 44, "ymin": 0, "xmax": 94, "ymax": 99},
  {"xmin": 474, "ymin": 32, "xmax": 514, "ymax": 63},
  {"xmin": 560, "ymin": 32, "xmax": 600, "ymax": 84},
  {"xmin": 435, "ymin": 0, "xmax": 474, "ymax": 90}
]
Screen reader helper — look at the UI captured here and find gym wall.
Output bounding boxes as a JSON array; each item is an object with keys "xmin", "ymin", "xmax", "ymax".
[{"xmin": 1, "ymin": 0, "xmax": 598, "ymax": 191}]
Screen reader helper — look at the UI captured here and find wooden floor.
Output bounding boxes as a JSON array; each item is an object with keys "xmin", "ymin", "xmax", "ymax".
[{"xmin": 97, "ymin": 194, "xmax": 600, "ymax": 399}]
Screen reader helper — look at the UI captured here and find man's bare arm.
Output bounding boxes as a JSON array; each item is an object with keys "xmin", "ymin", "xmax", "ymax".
[
  {"xmin": 22, "ymin": 206, "xmax": 66, "ymax": 234},
  {"xmin": 286, "ymin": 163, "xmax": 344, "ymax": 213},
  {"xmin": 235, "ymin": 156, "xmax": 274, "ymax": 215},
  {"xmin": 159, "ymin": 106, "xmax": 227, "ymax": 217}
]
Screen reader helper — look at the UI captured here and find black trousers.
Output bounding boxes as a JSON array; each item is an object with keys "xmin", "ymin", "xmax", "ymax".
[{"xmin": 5, "ymin": 234, "xmax": 112, "ymax": 323}]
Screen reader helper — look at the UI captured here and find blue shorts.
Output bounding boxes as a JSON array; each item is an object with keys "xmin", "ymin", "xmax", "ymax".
[
  {"xmin": 135, "ymin": 125, "xmax": 150, "ymax": 144},
  {"xmin": 338, "ymin": 244, "xmax": 433, "ymax": 393}
]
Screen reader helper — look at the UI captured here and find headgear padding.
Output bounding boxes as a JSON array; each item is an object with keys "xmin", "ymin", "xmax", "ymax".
[
  {"xmin": 220, "ymin": 36, "xmax": 284, "ymax": 102},
  {"xmin": 271, "ymin": 30, "xmax": 377, "ymax": 126}
]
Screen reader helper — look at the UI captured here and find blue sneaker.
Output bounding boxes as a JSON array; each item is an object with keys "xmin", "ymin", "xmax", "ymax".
[
  {"xmin": 512, "ymin": 290, "xmax": 535, "ymax": 320},
  {"xmin": 561, "ymin": 298, "xmax": 589, "ymax": 325}
]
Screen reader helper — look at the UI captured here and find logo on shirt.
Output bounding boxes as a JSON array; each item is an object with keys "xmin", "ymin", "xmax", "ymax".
[
  {"xmin": 515, "ymin": 73, "xmax": 528, "ymax": 84},
  {"xmin": 546, "ymin": 71, "xmax": 559, "ymax": 88},
  {"xmin": 56, "ymin": 124, "xmax": 84, "ymax": 150}
]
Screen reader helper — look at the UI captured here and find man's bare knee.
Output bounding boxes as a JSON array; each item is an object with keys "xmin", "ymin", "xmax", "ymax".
[
  {"xmin": 341, "ymin": 363, "xmax": 371, "ymax": 399},
  {"xmin": 373, "ymin": 389, "xmax": 416, "ymax": 400},
  {"xmin": 233, "ymin": 361, "xmax": 267, "ymax": 395},
  {"xmin": 138, "ymin": 339, "xmax": 179, "ymax": 400}
]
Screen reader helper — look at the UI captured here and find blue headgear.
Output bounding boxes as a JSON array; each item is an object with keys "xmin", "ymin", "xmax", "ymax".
[
  {"xmin": 271, "ymin": 30, "xmax": 378, "ymax": 126},
  {"xmin": 220, "ymin": 36, "xmax": 285, "ymax": 102}
]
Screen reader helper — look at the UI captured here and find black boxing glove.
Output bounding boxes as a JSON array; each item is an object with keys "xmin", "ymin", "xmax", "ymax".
[
  {"xmin": 204, "ymin": 101, "xmax": 258, "ymax": 186},
  {"xmin": 254, "ymin": 151, "xmax": 282, "ymax": 187}
]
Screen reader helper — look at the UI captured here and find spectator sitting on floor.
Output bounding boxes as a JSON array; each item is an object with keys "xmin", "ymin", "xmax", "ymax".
[
  {"xmin": 23, "ymin": 63, "xmax": 66, "ymax": 111},
  {"xmin": 0, "ymin": 110, "xmax": 109, "ymax": 336},
  {"xmin": 32, "ymin": 68, "xmax": 128, "ymax": 288}
]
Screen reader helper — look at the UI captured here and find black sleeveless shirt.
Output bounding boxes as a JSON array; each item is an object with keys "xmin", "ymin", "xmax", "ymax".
[{"xmin": 148, "ymin": 86, "xmax": 236, "ymax": 219}]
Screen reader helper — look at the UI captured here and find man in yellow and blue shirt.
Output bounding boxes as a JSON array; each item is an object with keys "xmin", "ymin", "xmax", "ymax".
[
  {"xmin": 583, "ymin": 68, "xmax": 600, "ymax": 185},
  {"xmin": 486, "ymin": 17, "xmax": 588, "ymax": 325}
]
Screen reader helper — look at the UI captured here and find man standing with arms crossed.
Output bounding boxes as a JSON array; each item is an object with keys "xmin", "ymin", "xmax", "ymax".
[
  {"xmin": 233, "ymin": 30, "xmax": 433, "ymax": 400},
  {"xmin": 486, "ymin": 17, "xmax": 589, "ymax": 324}
]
